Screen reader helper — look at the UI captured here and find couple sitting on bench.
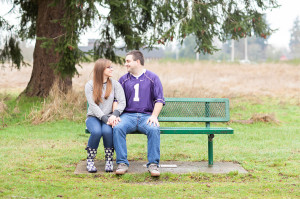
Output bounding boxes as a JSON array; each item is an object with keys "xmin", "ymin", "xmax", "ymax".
[{"xmin": 85, "ymin": 50, "xmax": 164, "ymax": 177}]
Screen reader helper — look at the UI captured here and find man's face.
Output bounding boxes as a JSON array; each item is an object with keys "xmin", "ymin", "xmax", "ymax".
[{"xmin": 125, "ymin": 55, "xmax": 139, "ymax": 73}]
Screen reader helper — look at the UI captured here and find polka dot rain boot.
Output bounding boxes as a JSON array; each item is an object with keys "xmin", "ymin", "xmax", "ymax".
[
  {"xmin": 85, "ymin": 147, "xmax": 97, "ymax": 173},
  {"xmin": 104, "ymin": 147, "xmax": 114, "ymax": 172}
]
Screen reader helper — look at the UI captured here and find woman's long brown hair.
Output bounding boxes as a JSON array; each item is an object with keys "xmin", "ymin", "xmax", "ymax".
[{"xmin": 93, "ymin": 59, "xmax": 112, "ymax": 105}]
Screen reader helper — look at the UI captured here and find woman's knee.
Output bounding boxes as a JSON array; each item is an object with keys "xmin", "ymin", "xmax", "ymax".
[
  {"xmin": 102, "ymin": 128, "xmax": 113, "ymax": 137},
  {"xmin": 86, "ymin": 117, "xmax": 102, "ymax": 137},
  {"xmin": 90, "ymin": 127, "xmax": 102, "ymax": 137}
]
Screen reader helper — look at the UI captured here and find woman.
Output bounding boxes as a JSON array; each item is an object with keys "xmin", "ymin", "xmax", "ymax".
[{"xmin": 85, "ymin": 58, "xmax": 126, "ymax": 173}]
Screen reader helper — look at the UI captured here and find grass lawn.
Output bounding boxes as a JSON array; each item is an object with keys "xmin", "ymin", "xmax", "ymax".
[{"xmin": 0, "ymin": 95, "xmax": 299, "ymax": 198}]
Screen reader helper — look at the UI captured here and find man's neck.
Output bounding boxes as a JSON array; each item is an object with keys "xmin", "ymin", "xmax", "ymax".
[{"xmin": 131, "ymin": 68, "xmax": 145, "ymax": 77}]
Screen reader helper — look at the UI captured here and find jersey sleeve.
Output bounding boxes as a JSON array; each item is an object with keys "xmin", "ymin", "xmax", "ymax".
[
  {"xmin": 118, "ymin": 76, "xmax": 125, "ymax": 88},
  {"xmin": 153, "ymin": 76, "xmax": 165, "ymax": 105},
  {"xmin": 113, "ymin": 80, "xmax": 126, "ymax": 114}
]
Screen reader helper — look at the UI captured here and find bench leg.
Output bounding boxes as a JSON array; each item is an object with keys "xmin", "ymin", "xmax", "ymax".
[{"xmin": 208, "ymin": 134, "xmax": 214, "ymax": 167}]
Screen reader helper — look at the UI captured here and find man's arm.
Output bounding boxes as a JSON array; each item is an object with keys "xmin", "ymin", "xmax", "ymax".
[
  {"xmin": 147, "ymin": 102, "xmax": 163, "ymax": 126},
  {"xmin": 112, "ymin": 101, "xmax": 118, "ymax": 112}
]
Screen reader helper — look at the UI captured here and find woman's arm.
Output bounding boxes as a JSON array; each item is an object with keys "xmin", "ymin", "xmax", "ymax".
[
  {"xmin": 107, "ymin": 81, "xmax": 126, "ymax": 127},
  {"xmin": 85, "ymin": 81, "xmax": 106, "ymax": 121}
]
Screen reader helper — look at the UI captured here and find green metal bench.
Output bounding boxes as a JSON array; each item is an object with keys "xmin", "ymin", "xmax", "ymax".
[{"xmin": 85, "ymin": 98, "xmax": 233, "ymax": 166}]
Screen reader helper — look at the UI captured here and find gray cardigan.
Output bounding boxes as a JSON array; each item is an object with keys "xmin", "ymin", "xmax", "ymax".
[{"xmin": 85, "ymin": 79, "xmax": 126, "ymax": 122}]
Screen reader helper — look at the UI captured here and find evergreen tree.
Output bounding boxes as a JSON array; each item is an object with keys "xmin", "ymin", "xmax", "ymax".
[
  {"xmin": 289, "ymin": 16, "xmax": 300, "ymax": 59},
  {"xmin": 0, "ymin": 0, "xmax": 279, "ymax": 97}
]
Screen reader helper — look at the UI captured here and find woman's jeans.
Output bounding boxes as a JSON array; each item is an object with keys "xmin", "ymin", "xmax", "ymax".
[
  {"xmin": 113, "ymin": 113, "xmax": 160, "ymax": 167},
  {"xmin": 86, "ymin": 116, "xmax": 113, "ymax": 149}
]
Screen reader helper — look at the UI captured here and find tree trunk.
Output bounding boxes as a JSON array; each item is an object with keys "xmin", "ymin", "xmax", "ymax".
[{"xmin": 22, "ymin": 0, "xmax": 72, "ymax": 97}]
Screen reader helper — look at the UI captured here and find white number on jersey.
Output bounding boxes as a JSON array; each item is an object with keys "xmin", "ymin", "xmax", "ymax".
[{"xmin": 133, "ymin": 83, "xmax": 140, "ymax": 101}]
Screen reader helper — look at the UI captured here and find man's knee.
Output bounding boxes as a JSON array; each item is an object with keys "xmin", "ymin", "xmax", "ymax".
[
  {"xmin": 146, "ymin": 123, "xmax": 160, "ymax": 131},
  {"xmin": 146, "ymin": 125, "xmax": 160, "ymax": 135},
  {"xmin": 113, "ymin": 123, "xmax": 126, "ymax": 135}
]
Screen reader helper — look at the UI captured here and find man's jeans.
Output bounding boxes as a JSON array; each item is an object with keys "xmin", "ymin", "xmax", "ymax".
[
  {"xmin": 86, "ymin": 116, "xmax": 113, "ymax": 149},
  {"xmin": 113, "ymin": 113, "xmax": 160, "ymax": 166}
]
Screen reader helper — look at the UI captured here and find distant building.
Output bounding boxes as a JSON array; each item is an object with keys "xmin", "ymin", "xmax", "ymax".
[
  {"xmin": 280, "ymin": 55, "xmax": 288, "ymax": 61},
  {"xmin": 78, "ymin": 39, "xmax": 95, "ymax": 52},
  {"xmin": 79, "ymin": 39, "xmax": 165, "ymax": 59}
]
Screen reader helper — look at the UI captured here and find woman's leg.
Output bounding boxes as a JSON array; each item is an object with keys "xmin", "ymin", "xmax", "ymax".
[
  {"xmin": 102, "ymin": 122, "xmax": 114, "ymax": 172},
  {"xmin": 86, "ymin": 117, "xmax": 103, "ymax": 149},
  {"xmin": 102, "ymin": 122, "xmax": 113, "ymax": 148},
  {"xmin": 85, "ymin": 117, "xmax": 103, "ymax": 173}
]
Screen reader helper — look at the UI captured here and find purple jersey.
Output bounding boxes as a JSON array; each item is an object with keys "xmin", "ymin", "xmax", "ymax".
[{"xmin": 119, "ymin": 70, "xmax": 165, "ymax": 115}]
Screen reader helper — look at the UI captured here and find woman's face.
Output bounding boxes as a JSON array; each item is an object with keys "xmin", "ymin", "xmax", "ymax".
[{"xmin": 103, "ymin": 65, "xmax": 113, "ymax": 79}]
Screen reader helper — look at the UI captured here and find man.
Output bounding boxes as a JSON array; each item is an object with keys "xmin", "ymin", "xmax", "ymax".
[{"xmin": 113, "ymin": 50, "xmax": 165, "ymax": 177}]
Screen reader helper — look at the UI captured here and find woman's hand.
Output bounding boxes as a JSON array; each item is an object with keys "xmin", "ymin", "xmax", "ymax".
[
  {"xmin": 107, "ymin": 115, "xmax": 121, "ymax": 128},
  {"xmin": 107, "ymin": 115, "xmax": 116, "ymax": 125},
  {"xmin": 111, "ymin": 117, "xmax": 121, "ymax": 128}
]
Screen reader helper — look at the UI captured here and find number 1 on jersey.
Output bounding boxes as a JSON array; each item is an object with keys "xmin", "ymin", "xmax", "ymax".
[{"xmin": 133, "ymin": 83, "xmax": 140, "ymax": 101}]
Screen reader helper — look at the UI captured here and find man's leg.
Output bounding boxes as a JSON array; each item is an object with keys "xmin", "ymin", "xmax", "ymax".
[
  {"xmin": 113, "ymin": 113, "xmax": 137, "ymax": 166},
  {"xmin": 137, "ymin": 114, "xmax": 160, "ymax": 167}
]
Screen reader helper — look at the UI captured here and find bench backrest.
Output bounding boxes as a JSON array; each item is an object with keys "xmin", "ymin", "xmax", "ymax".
[
  {"xmin": 158, "ymin": 98, "xmax": 230, "ymax": 122},
  {"xmin": 87, "ymin": 98, "xmax": 230, "ymax": 122}
]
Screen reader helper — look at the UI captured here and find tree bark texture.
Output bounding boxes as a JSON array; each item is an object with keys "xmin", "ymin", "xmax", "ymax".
[{"xmin": 22, "ymin": 0, "xmax": 72, "ymax": 97}]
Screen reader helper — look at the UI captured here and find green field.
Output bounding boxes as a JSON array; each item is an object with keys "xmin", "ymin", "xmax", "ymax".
[{"xmin": 0, "ymin": 95, "xmax": 299, "ymax": 198}]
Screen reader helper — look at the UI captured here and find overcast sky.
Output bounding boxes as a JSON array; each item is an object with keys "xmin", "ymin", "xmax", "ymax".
[
  {"xmin": 266, "ymin": 0, "xmax": 300, "ymax": 49},
  {"xmin": 1, "ymin": 0, "xmax": 299, "ymax": 50}
]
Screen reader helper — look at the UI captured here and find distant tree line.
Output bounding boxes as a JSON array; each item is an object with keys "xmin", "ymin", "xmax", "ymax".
[
  {"xmin": 289, "ymin": 16, "xmax": 300, "ymax": 59},
  {"xmin": 165, "ymin": 15, "xmax": 300, "ymax": 61}
]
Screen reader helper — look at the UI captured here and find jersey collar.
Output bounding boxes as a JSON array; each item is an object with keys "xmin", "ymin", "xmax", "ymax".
[{"xmin": 130, "ymin": 69, "xmax": 146, "ymax": 79}]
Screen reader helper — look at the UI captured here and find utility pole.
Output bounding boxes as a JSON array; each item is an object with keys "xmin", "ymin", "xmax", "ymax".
[
  {"xmin": 244, "ymin": 37, "xmax": 248, "ymax": 61},
  {"xmin": 231, "ymin": 39, "xmax": 234, "ymax": 62}
]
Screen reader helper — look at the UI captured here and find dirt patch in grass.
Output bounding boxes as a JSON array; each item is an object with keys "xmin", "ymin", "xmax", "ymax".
[
  {"xmin": 250, "ymin": 113, "xmax": 280, "ymax": 123},
  {"xmin": 231, "ymin": 119, "xmax": 254, "ymax": 124},
  {"xmin": 231, "ymin": 113, "xmax": 280, "ymax": 124}
]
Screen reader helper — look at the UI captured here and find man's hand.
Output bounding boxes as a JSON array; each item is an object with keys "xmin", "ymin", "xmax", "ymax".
[
  {"xmin": 147, "ymin": 102, "xmax": 163, "ymax": 127},
  {"xmin": 147, "ymin": 115, "xmax": 160, "ymax": 127}
]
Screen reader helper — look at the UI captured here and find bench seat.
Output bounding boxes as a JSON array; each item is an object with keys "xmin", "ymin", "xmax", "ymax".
[
  {"xmin": 160, "ymin": 127, "xmax": 233, "ymax": 134},
  {"xmin": 86, "ymin": 127, "xmax": 233, "ymax": 135}
]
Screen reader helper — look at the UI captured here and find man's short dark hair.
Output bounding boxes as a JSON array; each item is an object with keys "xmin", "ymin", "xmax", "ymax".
[{"xmin": 126, "ymin": 50, "xmax": 144, "ymax": 66}]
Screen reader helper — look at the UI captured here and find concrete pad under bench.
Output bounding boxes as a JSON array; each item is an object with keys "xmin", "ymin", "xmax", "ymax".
[{"xmin": 74, "ymin": 161, "xmax": 248, "ymax": 174}]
